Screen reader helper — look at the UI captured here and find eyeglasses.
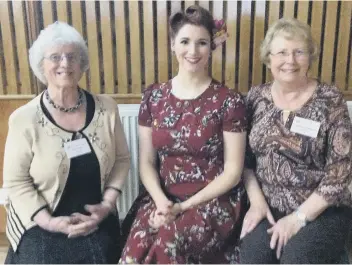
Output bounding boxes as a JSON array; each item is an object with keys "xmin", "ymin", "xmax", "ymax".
[
  {"xmin": 44, "ymin": 53, "xmax": 81, "ymax": 64},
  {"xmin": 269, "ymin": 49, "xmax": 309, "ymax": 60}
]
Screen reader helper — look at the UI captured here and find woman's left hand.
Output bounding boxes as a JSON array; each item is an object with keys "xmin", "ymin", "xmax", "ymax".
[
  {"xmin": 267, "ymin": 213, "xmax": 304, "ymax": 259},
  {"xmin": 68, "ymin": 201, "xmax": 114, "ymax": 238}
]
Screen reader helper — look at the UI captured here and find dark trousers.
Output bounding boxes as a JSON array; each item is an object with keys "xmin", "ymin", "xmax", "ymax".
[
  {"xmin": 239, "ymin": 207, "xmax": 351, "ymax": 264},
  {"xmin": 5, "ymin": 214, "xmax": 121, "ymax": 264}
]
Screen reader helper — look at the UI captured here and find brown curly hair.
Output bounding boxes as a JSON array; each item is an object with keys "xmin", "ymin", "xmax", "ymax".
[{"xmin": 169, "ymin": 5, "xmax": 216, "ymax": 49}]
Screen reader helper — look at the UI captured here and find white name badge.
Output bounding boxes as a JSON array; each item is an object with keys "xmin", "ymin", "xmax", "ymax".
[
  {"xmin": 290, "ymin": 116, "xmax": 321, "ymax": 138},
  {"xmin": 64, "ymin": 138, "xmax": 91, "ymax": 159}
]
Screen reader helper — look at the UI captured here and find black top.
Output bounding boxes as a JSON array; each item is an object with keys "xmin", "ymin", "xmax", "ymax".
[{"xmin": 40, "ymin": 90, "xmax": 102, "ymax": 216}]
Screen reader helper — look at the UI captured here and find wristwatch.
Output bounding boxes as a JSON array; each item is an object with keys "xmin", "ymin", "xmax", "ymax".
[{"xmin": 295, "ymin": 209, "xmax": 308, "ymax": 227}]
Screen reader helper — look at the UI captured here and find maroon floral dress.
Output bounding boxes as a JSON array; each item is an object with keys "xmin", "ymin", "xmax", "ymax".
[{"xmin": 119, "ymin": 80, "xmax": 247, "ymax": 264}]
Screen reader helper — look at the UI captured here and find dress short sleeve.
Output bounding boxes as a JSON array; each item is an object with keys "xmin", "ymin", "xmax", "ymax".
[
  {"xmin": 138, "ymin": 85, "xmax": 154, "ymax": 127},
  {"xmin": 222, "ymin": 90, "xmax": 247, "ymax": 132}
]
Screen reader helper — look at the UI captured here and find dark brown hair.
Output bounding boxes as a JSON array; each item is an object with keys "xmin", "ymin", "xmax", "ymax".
[{"xmin": 169, "ymin": 5, "xmax": 215, "ymax": 48}]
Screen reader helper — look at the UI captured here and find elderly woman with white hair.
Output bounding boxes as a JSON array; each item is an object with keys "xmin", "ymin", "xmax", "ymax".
[
  {"xmin": 2, "ymin": 21, "xmax": 130, "ymax": 264},
  {"xmin": 239, "ymin": 18, "xmax": 352, "ymax": 264}
]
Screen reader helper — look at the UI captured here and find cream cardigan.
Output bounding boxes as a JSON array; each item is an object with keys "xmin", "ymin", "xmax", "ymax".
[{"xmin": 2, "ymin": 92, "xmax": 131, "ymax": 251}]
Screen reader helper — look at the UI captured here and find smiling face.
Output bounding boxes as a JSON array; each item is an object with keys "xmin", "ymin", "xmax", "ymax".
[
  {"xmin": 268, "ymin": 35, "xmax": 310, "ymax": 85},
  {"xmin": 42, "ymin": 44, "xmax": 83, "ymax": 89},
  {"xmin": 171, "ymin": 24, "xmax": 211, "ymax": 74}
]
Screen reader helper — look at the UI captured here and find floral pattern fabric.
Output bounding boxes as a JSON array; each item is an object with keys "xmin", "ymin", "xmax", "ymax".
[
  {"xmin": 246, "ymin": 82, "xmax": 352, "ymax": 214},
  {"xmin": 119, "ymin": 80, "xmax": 247, "ymax": 264}
]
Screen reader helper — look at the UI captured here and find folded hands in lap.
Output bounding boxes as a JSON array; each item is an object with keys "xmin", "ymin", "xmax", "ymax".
[
  {"xmin": 68, "ymin": 201, "xmax": 113, "ymax": 238},
  {"xmin": 148, "ymin": 199, "xmax": 183, "ymax": 230},
  {"xmin": 46, "ymin": 216, "xmax": 76, "ymax": 234},
  {"xmin": 46, "ymin": 201, "xmax": 113, "ymax": 238}
]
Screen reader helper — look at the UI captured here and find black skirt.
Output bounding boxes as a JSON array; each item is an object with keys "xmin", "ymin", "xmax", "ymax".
[{"xmin": 5, "ymin": 213, "xmax": 121, "ymax": 264}]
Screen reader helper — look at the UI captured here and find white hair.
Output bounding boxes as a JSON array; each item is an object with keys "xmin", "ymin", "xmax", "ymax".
[{"xmin": 29, "ymin": 21, "xmax": 89, "ymax": 85}]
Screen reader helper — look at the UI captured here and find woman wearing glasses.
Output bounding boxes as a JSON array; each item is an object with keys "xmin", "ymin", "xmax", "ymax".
[
  {"xmin": 3, "ymin": 21, "xmax": 130, "ymax": 263},
  {"xmin": 239, "ymin": 18, "xmax": 352, "ymax": 263}
]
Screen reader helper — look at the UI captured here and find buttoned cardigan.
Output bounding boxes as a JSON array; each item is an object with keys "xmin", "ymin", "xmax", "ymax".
[{"xmin": 2, "ymin": 91, "xmax": 131, "ymax": 251}]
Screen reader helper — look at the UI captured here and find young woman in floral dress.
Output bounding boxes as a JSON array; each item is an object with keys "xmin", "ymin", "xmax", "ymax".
[{"xmin": 119, "ymin": 5, "xmax": 247, "ymax": 264}]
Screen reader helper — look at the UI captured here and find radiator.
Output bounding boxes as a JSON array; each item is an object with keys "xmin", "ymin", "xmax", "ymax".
[{"xmin": 117, "ymin": 104, "xmax": 141, "ymax": 219}]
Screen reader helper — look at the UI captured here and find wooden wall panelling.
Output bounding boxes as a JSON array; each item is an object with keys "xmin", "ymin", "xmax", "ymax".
[
  {"xmin": 335, "ymin": 1, "xmax": 351, "ymax": 91},
  {"xmin": 238, "ymin": 1, "xmax": 251, "ymax": 92},
  {"xmin": 265, "ymin": 1, "xmax": 280, "ymax": 83},
  {"xmin": 283, "ymin": 0, "xmax": 295, "ymax": 19},
  {"xmin": 199, "ymin": 0, "xmax": 210, "ymax": 10},
  {"xmin": 0, "ymin": 1, "xmax": 17, "ymax": 94},
  {"xmin": 100, "ymin": 1, "xmax": 115, "ymax": 94},
  {"xmin": 56, "ymin": 0, "xmax": 69, "ymax": 23},
  {"xmin": 85, "ymin": 1, "xmax": 101, "ymax": 94},
  {"xmin": 310, "ymin": 1, "xmax": 324, "ymax": 79},
  {"xmin": 42, "ymin": 1, "xmax": 54, "ymax": 28},
  {"xmin": 251, "ymin": 0, "xmax": 266, "ymax": 87},
  {"xmin": 296, "ymin": 0, "xmax": 309, "ymax": 24},
  {"xmin": 128, "ymin": 1, "xmax": 142, "ymax": 94},
  {"xmin": 143, "ymin": 1, "xmax": 155, "ymax": 86},
  {"xmin": 115, "ymin": 1, "xmax": 128, "ymax": 94},
  {"xmin": 171, "ymin": 1, "xmax": 182, "ymax": 77},
  {"xmin": 12, "ymin": 1, "xmax": 32, "ymax": 95},
  {"xmin": 321, "ymin": 1, "xmax": 338, "ymax": 85},
  {"xmin": 0, "ymin": 4, "xmax": 6, "ymax": 94},
  {"xmin": 225, "ymin": 1, "xmax": 237, "ymax": 89},
  {"xmin": 157, "ymin": 1, "xmax": 169, "ymax": 83},
  {"xmin": 212, "ymin": 0, "xmax": 224, "ymax": 82},
  {"xmin": 71, "ymin": 1, "xmax": 88, "ymax": 90},
  {"xmin": 25, "ymin": 1, "xmax": 41, "ymax": 94},
  {"xmin": 0, "ymin": 0, "xmax": 350, "ymax": 97}
]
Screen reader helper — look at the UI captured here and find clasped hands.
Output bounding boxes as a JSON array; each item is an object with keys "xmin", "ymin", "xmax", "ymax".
[
  {"xmin": 45, "ymin": 200, "xmax": 114, "ymax": 238},
  {"xmin": 240, "ymin": 202, "xmax": 304, "ymax": 259},
  {"xmin": 148, "ymin": 199, "xmax": 184, "ymax": 230}
]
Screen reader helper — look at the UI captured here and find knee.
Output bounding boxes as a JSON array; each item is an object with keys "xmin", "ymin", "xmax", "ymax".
[
  {"xmin": 156, "ymin": 226, "xmax": 181, "ymax": 250},
  {"xmin": 280, "ymin": 239, "xmax": 321, "ymax": 264},
  {"xmin": 281, "ymin": 242, "xmax": 347, "ymax": 264},
  {"xmin": 239, "ymin": 221, "xmax": 275, "ymax": 264},
  {"xmin": 280, "ymin": 245, "xmax": 312, "ymax": 264},
  {"xmin": 151, "ymin": 227, "xmax": 182, "ymax": 263}
]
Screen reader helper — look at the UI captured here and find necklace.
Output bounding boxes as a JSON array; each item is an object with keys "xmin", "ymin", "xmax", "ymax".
[{"xmin": 45, "ymin": 88, "xmax": 84, "ymax": 113}]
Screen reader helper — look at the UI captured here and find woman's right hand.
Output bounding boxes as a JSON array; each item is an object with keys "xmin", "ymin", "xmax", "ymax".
[
  {"xmin": 45, "ymin": 216, "xmax": 75, "ymax": 234},
  {"xmin": 148, "ymin": 199, "xmax": 174, "ymax": 229},
  {"xmin": 155, "ymin": 198, "xmax": 173, "ymax": 215},
  {"xmin": 240, "ymin": 202, "xmax": 276, "ymax": 239}
]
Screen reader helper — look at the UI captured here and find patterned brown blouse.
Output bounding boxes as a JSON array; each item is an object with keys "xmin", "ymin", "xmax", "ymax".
[{"xmin": 246, "ymin": 82, "xmax": 352, "ymax": 214}]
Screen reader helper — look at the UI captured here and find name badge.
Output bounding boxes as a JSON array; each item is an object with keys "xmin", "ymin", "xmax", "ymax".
[
  {"xmin": 64, "ymin": 138, "xmax": 91, "ymax": 159},
  {"xmin": 290, "ymin": 116, "xmax": 321, "ymax": 138}
]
